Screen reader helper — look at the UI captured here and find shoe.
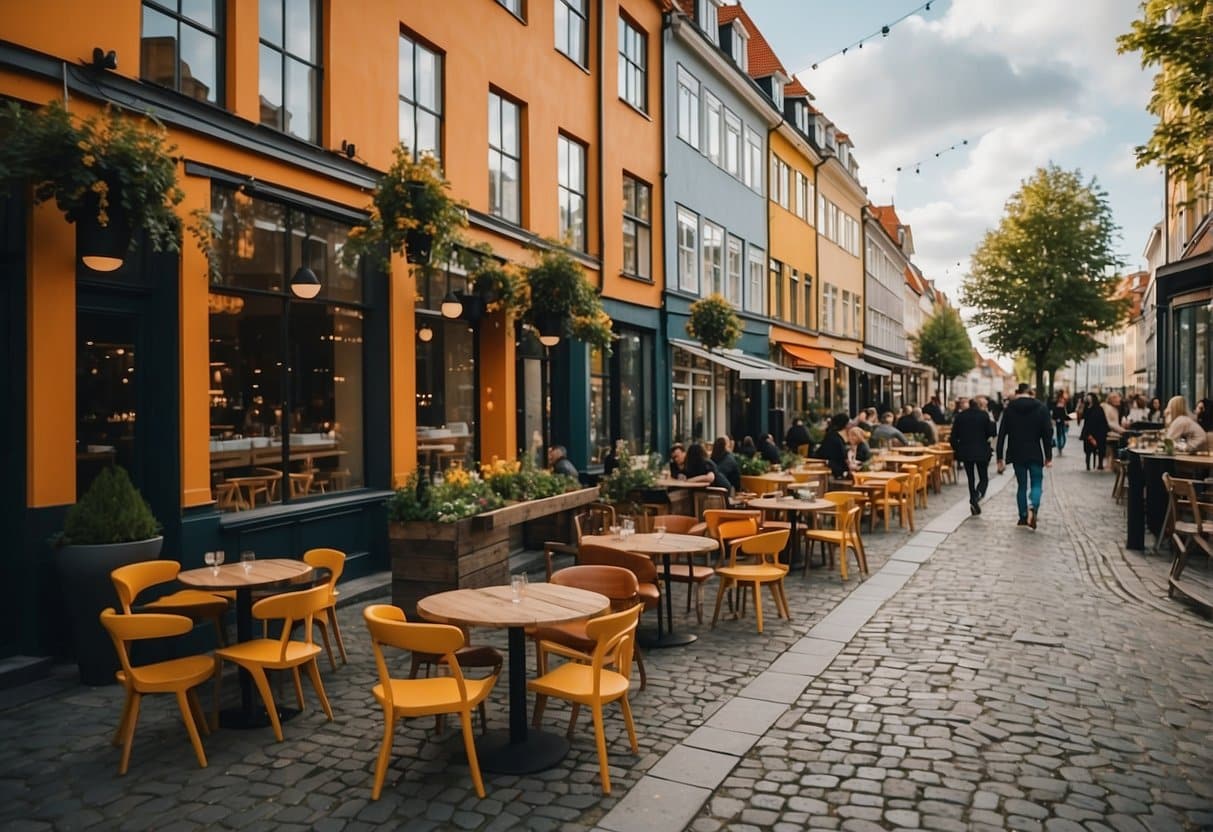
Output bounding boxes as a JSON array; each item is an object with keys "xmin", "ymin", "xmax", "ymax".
[
  {"xmin": 970, "ymin": 500, "xmax": 981, "ymax": 515},
  {"xmin": 1017, "ymin": 517, "xmax": 1028, "ymax": 526},
  {"xmin": 1027, "ymin": 507, "xmax": 1037, "ymax": 530}
]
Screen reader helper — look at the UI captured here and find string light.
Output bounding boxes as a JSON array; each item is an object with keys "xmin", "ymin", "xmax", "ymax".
[
  {"xmin": 809, "ymin": 0, "xmax": 937, "ymax": 70},
  {"xmin": 895, "ymin": 139, "xmax": 970, "ymax": 175}
]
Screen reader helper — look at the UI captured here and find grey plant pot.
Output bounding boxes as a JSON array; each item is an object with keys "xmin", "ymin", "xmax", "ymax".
[{"xmin": 56, "ymin": 536, "xmax": 163, "ymax": 685}]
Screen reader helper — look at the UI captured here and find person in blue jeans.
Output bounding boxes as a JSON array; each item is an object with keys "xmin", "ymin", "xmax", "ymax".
[
  {"xmin": 996, "ymin": 383, "xmax": 1054, "ymax": 529},
  {"xmin": 1051, "ymin": 392, "xmax": 1070, "ymax": 456}
]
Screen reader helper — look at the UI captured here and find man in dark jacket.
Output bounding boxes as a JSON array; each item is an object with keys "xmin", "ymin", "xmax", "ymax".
[
  {"xmin": 951, "ymin": 398, "xmax": 996, "ymax": 515},
  {"xmin": 784, "ymin": 419, "xmax": 811, "ymax": 453},
  {"xmin": 996, "ymin": 384, "xmax": 1054, "ymax": 529},
  {"xmin": 924, "ymin": 395, "xmax": 948, "ymax": 426}
]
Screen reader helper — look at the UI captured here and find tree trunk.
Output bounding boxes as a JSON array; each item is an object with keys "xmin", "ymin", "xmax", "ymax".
[
  {"xmin": 1033, "ymin": 358, "xmax": 1046, "ymax": 400},
  {"xmin": 1045, "ymin": 367, "xmax": 1058, "ymax": 402}
]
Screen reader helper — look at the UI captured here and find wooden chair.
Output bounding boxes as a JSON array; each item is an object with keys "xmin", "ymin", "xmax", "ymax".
[
  {"xmin": 866, "ymin": 473, "xmax": 913, "ymax": 532},
  {"xmin": 545, "ymin": 503, "xmax": 617, "ymax": 579},
  {"xmin": 111, "ymin": 560, "xmax": 230, "ymax": 647},
  {"xmin": 740, "ymin": 475, "xmax": 782, "ymax": 497},
  {"xmin": 100, "ymin": 609, "xmax": 215, "ymax": 775},
  {"xmin": 796, "ymin": 443, "xmax": 810, "ymax": 457},
  {"xmin": 577, "ymin": 544, "xmax": 661, "ymax": 629},
  {"xmin": 804, "ymin": 502, "xmax": 868, "ymax": 581},
  {"xmin": 301, "ymin": 548, "xmax": 348, "ymax": 669},
  {"xmin": 711, "ymin": 530, "xmax": 791, "ymax": 634},
  {"xmin": 364, "ymin": 604, "xmax": 497, "ymax": 799},
  {"xmin": 651, "ymin": 514, "xmax": 714, "ymax": 623},
  {"xmin": 1162, "ymin": 474, "xmax": 1212, "ymax": 610},
  {"xmin": 214, "ymin": 481, "xmax": 247, "ymax": 511},
  {"xmin": 530, "ymin": 564, "xmax": 646, "ymax": 695},
  {"xmin": 702, "ymin": 509, "xmax": 762, "ymax": 568},
  {"xmin": 529, "ymin": 605, "xmax": 642, "ymax": 794},
  {"xmin": 900, "ymin": 462, "xmax": 929, "ymax": 509},
  {"xmin": 213, "ymin": 584, "xmax": 334, "ymax": 742},
  {"xmin": 693, "ymin": 486, "xmax": 730, "ymax": 519},
  {"xmin": 1111, "ymin": 458, "xmax": 1128, "ymax": 504}
]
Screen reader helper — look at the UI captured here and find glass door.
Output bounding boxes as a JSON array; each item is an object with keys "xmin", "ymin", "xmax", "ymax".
[{"xmin": 77, "ymin": 309, "xmax": 142, "ymax": 497}]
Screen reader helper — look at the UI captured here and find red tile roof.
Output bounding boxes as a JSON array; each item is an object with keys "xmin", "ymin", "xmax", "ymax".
[
  {"xmin": 834, "ymin": 131, "xmax": 850, "ymax": 143},
  {"xmin": 870, "ymin": 204, "xmax": 904, "ymax": 245},
  {"xmin": 671, "ymin": 0, "xmax": 695, "ymax": 15},
  {"xmin": 786, "ymin": 76, "xmax": 811, "ymax": 99},
  {"xmin": 719, "ymin": 3, "xmax": 789, "ymax": 79},
  {"xmin": 904, "ymin": 265, "xmax": 926, "ymax": 295}
]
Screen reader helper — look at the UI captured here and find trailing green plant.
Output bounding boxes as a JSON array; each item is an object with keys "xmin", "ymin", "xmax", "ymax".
[
  {"xmin": 779, "ymin": 450, "xmax": 804, "ymax": 470},
  {"xmin": 0, "ymin": 100, "xmax": 185, "ymax": 254},
  {"xmin": 737, "ymin": 455, "xmax": 770, "ymax": 476},
  {"xmin": 808, "ymin": 425, "xmax": 826, "ymax": 446},
  {"xmin": 343, "ymin": 145, "xmax": 468, "ymax": 273},
  {"xmin": 387, "ymin": 467, "xmax": 504, "ymax": 524},
  {"xmin": 523, "ymin": 244, "xmax": 614, "ymax": 353},
  {"xmin": 479, "ymin": 457, "xmax": 579, "ymax": 501},
  {"xmin": 464, "ymin": 244, "xmax": 526, "ymax": 317},
  {"xmin": 686, "ymin": 293, "xmax": 742, "ymax": 351},
  {"xmin": 61, "ymin": 466, "xmax": 161, "ymax": 545},
  {"xmin": 598, "ymin": 444, "xmax": 657, "ymax": 506}
]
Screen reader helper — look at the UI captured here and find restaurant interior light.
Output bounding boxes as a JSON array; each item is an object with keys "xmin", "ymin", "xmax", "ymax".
[
  {"xmin": 538, "ymin": 334, "xmax": 561, "ymax": 348},
  {"xmin": 81, "ymin": 254, "xmax": 124, "ymax": 272},
  {"xmin": 417, "ymin": 323, "xmax": 434, "ymax": 342},
  {"xmin": 440, "ymin": 290, "xmax": 463, "ymax": 319},
  {"xmin": 290, "ymin": 266, "xmax": 321, "ymax": 299}
]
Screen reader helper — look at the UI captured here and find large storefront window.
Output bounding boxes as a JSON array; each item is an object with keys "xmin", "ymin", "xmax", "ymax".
[
  {"xmin": 586, "ymin": 329, "xmax": 654, "ymax": 464},
  {"xmin": 77, "ymin": 312, "xmax": 139, "ymax": 498},
  {"xmin": 416, "ymin": 269, "xmax": 478, "ymax": 473},
  {"xmin": 1173, "ymin": 301, "xmax": 1210, "ymax": 403},
  {"xmin": 207, "ymin": 185, "xmax": 365, "ymax": 512},
  {"xmin": 673, "ymin": 346, "xmax": 713, "ymax": 443},
  {"xmin": 589, "ymin": 347, "xmax": 610, "ymax": 465}
]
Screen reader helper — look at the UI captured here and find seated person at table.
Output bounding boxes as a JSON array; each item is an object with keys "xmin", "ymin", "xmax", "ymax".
[
  {"xmin": 710, "ymin": 436, "xmax": 742, "ymax": 491},
  {"xmin": 853, "ymin": 408, "xmax": 878, "ymax": 433},
  {"xmin": 548, "ymin": 445, "xmax": 580, "ymax": 478},
  {"xmin": 1163, "ymin": 396, "xmax": 1208, "ymax": 452},
  {"xmin": 602, "ymin": 440, "xmax": 621, "ymax": 477},
  {"xmin": 681, "ymin": 442, "xmax": 732, "ymax": 490},
  {"xmin": 899, "ymin": 407, "xmax": 937, "ymax": 444},
  {"xmin": 758, "ymin": 434, "xmax": 783, "ymax": 466},
  {"xmin": 846, "ymin": 427, "xmax": 871, "ymax": 466},
  {"xmin": 871, "ymin": 412, "xmax": 908, "ymax": 447},
  {"xmin": 668, "ymin": 443, "xmax": 687, "ymax": 478},
  {"xmin": 812, "ymin": 413, "xmax": 853, "ymax": 479},
  {"xmin": 784, "ymin": 419, "xmax": 811, "ymax": 453},
  {"xmin": 737, "ymin": 435, "xmax": 758, "ymax": 458}
]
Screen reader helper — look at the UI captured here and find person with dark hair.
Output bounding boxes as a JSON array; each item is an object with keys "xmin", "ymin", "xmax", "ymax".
[
  {"xmin": 668, "ymin": 443, "xmax": 687, "ymax": 478},
  {"xmin": 547, "ymin": 445, "xmax": 579, "ymax": 478},
  {"xmin": 952, "ymin": 397, "xmax": 996, "ymax": 514},
  {"xmin": 711, "ymin": 436, "xmax": 742, "ymax": 491},
  {"xmin": 683, "ymin": 441, "xmax": 731, "ymax": 489},
  {"xmin": 737, "ymin": 435, "xmax": 758, "ymax": 457},
  {"xmin": 924, "ymin": 395, "xmax": 948, "ymax": 426},
  {"xmin": 1078, "ymin": 392, "xmax": 1109, "ymax": 471},
  {"xmin": 602, "ymin": 440, "xmax": 621, "ymax": 477},
  {"xmin": 812, "ymin": 413, "xmax": 853, "ymax": 479},
  {"xmin": 1196, "ymin": 398, "xmax": 1213, "ymax": 433},
  {"xmin": 758, "ymin": 434, "xmax": 782, "ymax": 466},
  {"xmin": 784, "ymin": 419, "xmax": 811, "ymax": 453},
  {"xmin": 1147, "ymin": 396, "xmax": 1165, "ymax": 424},
  {"xmin": 1051, "ymin": 392, "xmax": 1070, "ymax": 457},
  {"xmin": 996, "ymin": 383, "xmax": 1053, "ymax": 530}
]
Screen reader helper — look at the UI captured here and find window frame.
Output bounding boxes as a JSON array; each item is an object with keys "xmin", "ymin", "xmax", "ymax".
[
  {"xmin": 618, "ymin": 16, "xmax": 648, "ymax": 113},
  {"xmin": 701, "ymin": 220, "xmax": 724, "ymax": 297},
  {"xmin": 698, "ymin": 0, "xmax": 720, "ymax": 43},
  {"xmin": 141, "ymin": 0, "xmax": 224, "ymax": 104},
  {"xmin": 488, "ymin": 90, "xmax": 523, "ymax": 225},
  {"xmin": 555, "ymin": 0, "xmax": 589, "ymax": 67},
  {"xmin": 703, "ymin": 90, "xmax": 723, "ymax": 167},
  {"xmin": 731, "ymin": 20, "xmax": 748, "ymax": 68},
  {"xmin": 558, "ymin": 133, "xmax": 588, "ymax": 251},
  {"xmin": 258, "ymin": 0, "xmax": 322, "ymax": 143},
  {"xmin": 723, "ymin": 109, "xmax": 742, "ymax": 178},
  {"xmin": 677, "ymin": 206, "xmax": 699, "ymax": 293},
  {"xmin": 676, "ymin": 65, "xmax": 701, "ymax": 150},
  {"xmin": 399, "ymin": 31, "xmax": 443, "ymax": 163},
  {"xmin": 622, "ymin": 173, "xmax": 652, "ymax": 280},
  {"xmin": 726, "ymin": 235, "xmax": 744, "ymax": 308},
  {"xmin": 746, "ymin": 245, "xmax": 765, "ymax": 315},
  {"xmin": 496, "ymin": 0, "xmax": 525, "ymax": 20},
  {"xmin": 744, "ymin": 126, "xmax": 763, "ymax": 194}
]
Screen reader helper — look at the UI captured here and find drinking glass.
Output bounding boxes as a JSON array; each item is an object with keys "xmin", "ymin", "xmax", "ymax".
[
  {"xmin": 204, "ymin": 551, "xmax": 217, "ymax": 575},
  {"xmin": 622, "ymin": 518, "xmax": 635, "ymax": 538},
  {"xmin": 654, "ymin": 522, "xmax": 667, "ymax": 540},
  {"xmin": 609, "ymin": 524, "xmax": 622, "ymax": 540},
  {"xmin": 214, "ymin": 550, "xmax": 225, "ymax": 571},
  {"xmin": 241, "ymin": 550, "xmax": 255, "ymax": 574},
  {"xmin": 510, "ymin": 572, "xmax": 528, "ymax": 603}
]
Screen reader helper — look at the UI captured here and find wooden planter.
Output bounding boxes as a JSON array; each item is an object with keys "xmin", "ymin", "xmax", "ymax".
[{"xmin": 390, "ymin": 487, "xmax": 599, "ymax": 615}]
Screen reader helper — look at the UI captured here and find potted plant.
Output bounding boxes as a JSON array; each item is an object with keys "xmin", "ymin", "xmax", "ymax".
[
  {"xmin": 686, "ymin": 293, "xmax": 743, "ymax": 351},
  {"xmin": 598, "ymin": 444, "xmax": 660, "ymax": 519},
  {"xmin": 55, "ymin": 466, "xmax": 163, "ymax": 685},
  {"xmin": 464, "ymin": 244, "xmax": 526, "ymax": 319},
  {"xmin": 523, "ymin": 245, "xmax": 615, "ymax": 353},
  {"xmin": 344, "ymin": 145, "xmax": 468, "ymax": 272},
  {"xmin": 0, "ymin": 100, "xmax": 185, "ymax": 268}
]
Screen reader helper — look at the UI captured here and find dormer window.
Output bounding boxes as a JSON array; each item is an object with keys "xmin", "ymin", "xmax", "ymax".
[
  {"xmin": 838, "ymin": 142, "xmax": 849, "ymax": 167},
  {"xmin": 794, "ymin": 102, "xmax": 809, "ymax": 134},
  {"xmin": 698, "ymin": 0, "xmax": 720, "ymax": 44},
  {"xmin": 825, "ymin": 127, "xmax": 836, "ymax": 151},
  {"xmin": 814, "ymin": 117, "xmax": 825, "ymax": 147},
  {"xmin": 731, "ymin": 20, "xmax": 748, "ymax": 69},
  {"xmin": 771, "ymin": 76, "xmax": 784, "ymax": 110}
]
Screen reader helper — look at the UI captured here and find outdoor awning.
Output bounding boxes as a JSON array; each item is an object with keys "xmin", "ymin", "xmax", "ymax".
[
  {"xmin": 672, "ymin": 339, "xmax": 813, "ymax": 382},
  {"xmin": 863, "ymin": 350, "xmax": 914, "ymax": 369},
  {"xmin": 832, "ymin": 352, "xmax": 892, "ymax": 377},
  {"xmin": 780, "ymin": 343, "xmax": 835, "ymax": 369}
]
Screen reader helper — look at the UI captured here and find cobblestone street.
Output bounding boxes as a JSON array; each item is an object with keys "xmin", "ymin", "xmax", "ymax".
[{"xmin": 3, "ymin": 451, "xmax": 1212, "ymax": 831}]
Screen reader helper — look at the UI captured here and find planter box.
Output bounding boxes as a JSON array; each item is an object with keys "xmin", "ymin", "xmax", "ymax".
[{"xmin": 390, "ymin": 487, "xmax": 599, "ymax": 615}]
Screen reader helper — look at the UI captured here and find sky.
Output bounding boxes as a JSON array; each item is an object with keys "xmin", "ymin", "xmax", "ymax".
[{"xmin": 742, "ymin": 0, "xmax": 1162, "ymax": 360}]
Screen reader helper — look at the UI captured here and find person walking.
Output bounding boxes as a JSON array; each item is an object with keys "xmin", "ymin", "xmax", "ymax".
[
  {"xmin": 951, "ymin": 397, "xmax": 996, "ymax": 515},
  {"xmin": 1051, "ymin": 392, "xmax": 1071, "ymax": 457},
  {"xmin": 996, "ymin": 384, "xmax": 1053, "ymax": 530},
  {"xmin": 1078, "ymin": 392, "xmax": 1109, "ymax": 471}
]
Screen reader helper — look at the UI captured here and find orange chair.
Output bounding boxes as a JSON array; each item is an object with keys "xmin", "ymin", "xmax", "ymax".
[
  {"xmin": 212, "ymin": 584, "xmax": 334, "ymax": 742},
  {"xmin": 99, "ymin": 609, "xmax": 215, "ymax": 775},
  {"xmin": 740, "ymin": 475, "xmax": 782, "ymax": 496},
  {"xmin": 544, "ymin": 503, "xmax": 617, "ymax": 579},
  {"xmin": 528, "ymin": 605, "xmax": 642, "ymax": 794},
  {"xmin": 530, "ymin": 564, "xmax": 646, "ymax": 695},
  {"xmin": 577, "ymin": 544, "xmax": 660, "ymax": 624},
  {"xmin": 804, "ymin": 504, "xmax": 867, "ymax": 581},
  {"xmin": 302, "ymin": 548, "xmax": 349, "ymax": 669},
  {"xmin": 710, "ymin": 529, "xmax": 791, "ymax": 633},
  {"xmin": 364, "ymin": 604, "xmax": 497, "ymax": 799},
  {"xmin": 702, "ymin": 509, "xmax": 763, "ymax": 567},
  {"xmin": 650, "ymin": 515, "xmax": 714, "ymax": 623},
  {"xmin": 111, "ymin": 560, "xmax": 230, "ymax": 646}
]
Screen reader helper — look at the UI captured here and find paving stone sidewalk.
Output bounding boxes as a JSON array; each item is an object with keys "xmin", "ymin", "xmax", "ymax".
[{"xmin": 3, "ymin": 451, "xmax": 1210, "ymax": 831}]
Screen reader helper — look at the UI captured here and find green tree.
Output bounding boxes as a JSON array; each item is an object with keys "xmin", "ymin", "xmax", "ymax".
[
  {"xmin": 1117, "ymin": 0, "xmax": 1213, "ymax": 201},
  {"xmin": 963, "ymin": 165, "xmax": 1127, "ymax": 400},
  {"xmin": 910, "ymin": 306, "xmax": 974, "ymax": 403}
]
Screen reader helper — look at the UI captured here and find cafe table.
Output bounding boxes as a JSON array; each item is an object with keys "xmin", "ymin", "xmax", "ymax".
[
  {"xmin": 417, "ymin": 583, "xmax": 608, "ymax": 773},
  {"xmin": 1125, "ymin": 449, "xmax": 1213, "ymax": 551},
  {"xmin": 178, "ymin": 558, "xmax": 314, "ymax": 728},
  {"xmin": 745, "ymin": 494, "xmax": 833, "ymax": 568},
  {"xmin": 579, "ymin": 532, "xmax": 717, "ymax": 648},
  {"xmin": 652, "ymin": 477, "xmax": 711, "ymax": 489}
]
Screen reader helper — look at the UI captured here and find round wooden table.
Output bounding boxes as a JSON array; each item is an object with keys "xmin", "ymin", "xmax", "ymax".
[
  {"xmin": 179, "ymin": 558, "xmax": 314, "ymax": 728},
  {"xmin": 417, "ymin": 583, "xmax": 608, "ymax": 774},
  {"xmin": 745, "ymin": 495, "xmax": 833, "ymax": 567},
  {"xmin": 579, "ymin": 532, "xmax": 717, "ymax": 648}
]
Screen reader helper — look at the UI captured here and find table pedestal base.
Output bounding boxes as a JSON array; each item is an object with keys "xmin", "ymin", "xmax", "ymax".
[
  {"xmin": 475, "ymin": 728, "xmax": 570, "ymax": 774},
  {"xmin": 218, "ymin": 705, "xmax": 301, "ymax": 731},
  {"xmin": 638, "ymin": 629, "xmax": 697, "ymax": 649}
]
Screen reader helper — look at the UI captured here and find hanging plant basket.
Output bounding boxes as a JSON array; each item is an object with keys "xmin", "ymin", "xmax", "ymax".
[
  {"xmin": 405, "ymin": 227, "xmax": 433, "ymax": 265},
  {"xmin": 522, "ymin": 244, "xmax": 615, "ymax": 353},
  {"xmin": 76, "ymin": 178, "xmax": 133, "ymax": 271},
  {"xmin": 534, "ymin": 311, "xmax": 566, "ymax": 339},
  {"xmin": 687, "ymin": 293, "xmax": 743, "ymax": 351}
]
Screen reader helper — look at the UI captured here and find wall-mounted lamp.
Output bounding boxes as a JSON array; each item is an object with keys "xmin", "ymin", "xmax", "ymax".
[
  {"xmin": 417, "ymin": 323, "xmax": 434, "ymax": 342},
  {"xmin": 340, "ymin": 140, "xmax": 357, "ymax": 159},
  {"xmin": 91, "ymin": 47, "xmax": 118, "ymax": 71},
  {"xmin": 440, "ymin": 290, "xmax": 463, "ymax": 319},
  {"xmin": 290, "ymin": 266, "xmax": 321, "ymax": 299},
  {"xmin": 538, "ymin": 333, "xmax": 561, "ymax": 348}
]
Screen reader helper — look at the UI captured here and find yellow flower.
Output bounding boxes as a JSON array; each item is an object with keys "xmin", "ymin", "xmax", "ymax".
[
  {"xmin": 82, "ymin": 154, "xmax": 96, "ymax": 167},
  {"xmin": 91, "ymin": 180, "xmax": 108, "ymax": 194},
  {"xmin": 348, "ymin": 226, "xmax": 365, "ymax": 239},
  {"xmin": 77, "ymin": 140, "xmax": 90, "ymax": 151}
]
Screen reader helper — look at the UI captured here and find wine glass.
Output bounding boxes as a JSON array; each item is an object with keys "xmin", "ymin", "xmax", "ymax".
[
  {"xmin": 214, "ymin": 549, "xmax": 225, "ymax": 572},
  {"xmin": 204, "ymin": 551, "xmax": 217, "ymax": 576},
  {"xmin": 609, "ymin": 524, "xmax": 622, "ymax": 540},
  {"xmin": 654, "ymin": 522, "xmax": 667, "ymax": 541},
  {"xmin": 241, "ymin": 550, "xmax": 255, "ymax": 574}
]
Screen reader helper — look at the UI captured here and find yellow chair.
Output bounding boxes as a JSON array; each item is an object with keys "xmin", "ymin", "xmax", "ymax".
[
  {"xmin": 740, "ymin": 475, "xmax": 782, "ymax": 496},
  {"xmin": 862, "ymin": 473, "xmax": 913, "ymax": 532},
  {"xmin": 710, "ymin": 529, "xmax": 791, "ymax": 633},
  {"xmin": 364, "ymin": 604, "xmax": 497, "ymax": 799},
  {"xmin": 111, "ymin": 560, "xmax": 231, "ymax": 646},
  {"xmin": 804, "ymin": 504, "xmax": 866, "ymax": 581},
  {"xmin": 529, "ymin": 605, "xmax": 642, "ymax": 794},
  {"xmin": 302, "ymin": 547, "xmax": 349, "ymax": 669},
  {"xmin": 702, "ymin": 510, "xmax": 762, "ymax": 567},
  {"xmin": 99, "ymin": 609, "xmax": 215, "ymax": 775},
  {"xmin": 212, "ymin": 584, "xmax": 334, "ymax": 742}
]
